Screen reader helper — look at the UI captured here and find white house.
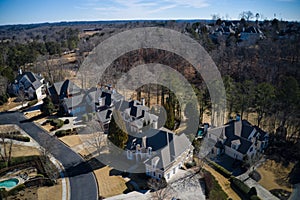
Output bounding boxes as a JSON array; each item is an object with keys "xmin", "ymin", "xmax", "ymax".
[
  {"xmin": 9, "ymin": 70, "xmax": 45, "ymax": 100},
  {"xmin": 126, "ymin": 128, "xmax": 194, "ymax": 182}
]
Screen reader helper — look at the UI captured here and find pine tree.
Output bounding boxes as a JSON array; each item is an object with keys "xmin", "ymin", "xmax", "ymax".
[{"xmin": 108, "ymin": 110, "xmax": 128, "ymax": 149}]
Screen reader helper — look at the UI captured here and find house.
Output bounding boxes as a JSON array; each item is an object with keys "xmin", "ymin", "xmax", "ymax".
[
  {"xmin": 9, "ymin": 70, "xmax": 45, "ymax": 100},
  {"xmin": 47, "ymin": 79, "xmax": 82, "ymax": 104},
  {"xmin": 207, "ymin": 117, "xmax": 269, "ymax": 161},
  {"xmin": 115, "ymin": 99, "xmax": 158, "ymax": 134},
  {"xmin": 126, "ymin": 128, "xmax": 194, "ymax": 182}
]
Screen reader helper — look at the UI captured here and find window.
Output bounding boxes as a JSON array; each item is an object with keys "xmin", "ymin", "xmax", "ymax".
[
  {"xmin": 158, "ymin": 174, "xmax": 161, "ymax": 179},
  {"xmin": 153, "ymin": 172, "xmax": 156, "ymax": 177}
]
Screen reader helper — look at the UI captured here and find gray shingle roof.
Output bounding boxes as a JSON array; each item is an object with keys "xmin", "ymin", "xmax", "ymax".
[
  {"xmin": 127, "ymin": 128, "xmax": 192, "ymax": 170},
  {"xmin": 16, "ymin": 72, "xmax": 43, "ymax": 90}
]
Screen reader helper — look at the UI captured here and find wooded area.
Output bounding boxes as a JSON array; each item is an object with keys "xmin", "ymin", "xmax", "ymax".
[{"xmin": 0, "ymin": 18, "xmax": 299, "ymax": 140}]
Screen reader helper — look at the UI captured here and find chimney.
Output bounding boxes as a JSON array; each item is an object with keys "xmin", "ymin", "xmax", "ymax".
[
  {"xmin": 234, "ymin": 120, "xmax": 242, "ymax": 137},
  {"xmin": 142, "ymin": 136, "xmax": 147, "ymax": 148},
  {"xmin": 141, "ymin": 98, "xmax": 145, "ymax": 106}
]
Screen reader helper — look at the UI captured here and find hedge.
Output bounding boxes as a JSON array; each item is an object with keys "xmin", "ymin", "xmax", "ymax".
[
  {"xmin": 28, "ymin": 99, "xmax": 38, "ymax": 107},
  {"xmin": 203, "ymin": 170, "xmax": 228, "ymax": 200},
  {"xmin": 0, "ymin": 134, "xmax": 30, "ymax": 142},
  {"xmin": 0, "ymin": 155, "xmax": 40, "ymax": 169},
  {"xmin": 207, "ymin": 159, "xmax": 232, "ymax": 178},
  {"xmin": 230, "ymin": 177, "xmax": 260, "ymax": 200},
  {"xmin": 55, "ymin": 128, "xmax": 77, "ymax": 137}
]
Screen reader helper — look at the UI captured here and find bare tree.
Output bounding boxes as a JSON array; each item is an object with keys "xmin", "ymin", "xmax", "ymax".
[
  {"xmin": 240, "ymin": 11, "xmax": 254, "ymax": 21},
  {"xmin": 86, "ymin": 120, "xmax": 107, "ymax": 157},
  {"xmin": 0, "ymin": 133, "xmax": 13, "ymax": 167},
  {"xmin": 17, "ymin": 89, "xmax": 27, "ymax": 108},
  {"xmin": 147, "ymin": 178, "xmax": 174, "ymax": 200}
]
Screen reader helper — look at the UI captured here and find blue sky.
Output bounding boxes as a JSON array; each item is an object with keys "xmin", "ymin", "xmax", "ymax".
[{"xmin": 0, "ymin": 0, "xmax": 299, "ymax": 25}]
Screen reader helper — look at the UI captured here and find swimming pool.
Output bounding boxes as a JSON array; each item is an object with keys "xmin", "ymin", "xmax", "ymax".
[{"xmin": 0, "ymin": 178, "xmax": 19, "ymax": 188}]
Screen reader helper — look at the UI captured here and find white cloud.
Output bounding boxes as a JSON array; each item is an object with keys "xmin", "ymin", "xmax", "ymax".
[
  {"xmin": 75, "ymin": 0, "xmax": 210, "ymax": 19},
  {"xmin": 162, "ymin": 0, "xmax": 209, "ymax": 8}
]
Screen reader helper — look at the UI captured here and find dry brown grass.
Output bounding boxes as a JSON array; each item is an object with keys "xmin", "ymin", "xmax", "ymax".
[
  {"xmin": 94, "ymin": 166, "xmax": 128, "ymax": 198},
  {"xmin": 7, "ymin": 187, "xmax": 38, "ymax": 200},
  {"xmin": 59, "ymin": 135, "xmax": 83, "ymax": 148},
  {"xmin": 24, "ymin": 110, "xmax": 42, "ymax": 119},
  {"xmin": 37, "ymin": 179, "xmax": 62, "ymax": 200},
  {"xmin": 257, "ymin": 159, "xmax": 293, "ymax": 192},
  {"xmin": 78, "ymin": 148, "xmax": 90, "ymax": 157},
  {"xmin": 5, "ymin": 144, "xmax": 40, "ymax": 157},
  {"xmin": 0, "ymin": 97, "xmax": 22, "ymax": 112},
  {"xmin": 35, "ymin": 115, "xmax": 58, "ymax": 132}
]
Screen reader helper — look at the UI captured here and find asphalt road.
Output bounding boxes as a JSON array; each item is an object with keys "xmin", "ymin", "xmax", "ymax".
[{"xmin": 0, "ymin": 111, "xmax": 98, "ymax": 200}]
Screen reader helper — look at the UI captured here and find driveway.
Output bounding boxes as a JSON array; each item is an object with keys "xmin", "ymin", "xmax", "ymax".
[{"xmin": 0, "ymin": 111, "xmax": 98, "ymax": 200}]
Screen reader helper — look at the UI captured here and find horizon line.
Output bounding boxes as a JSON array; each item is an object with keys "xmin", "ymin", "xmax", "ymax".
[{"xmin": 1, "ymin": 17, "xmax": 299, "ymax": 27}]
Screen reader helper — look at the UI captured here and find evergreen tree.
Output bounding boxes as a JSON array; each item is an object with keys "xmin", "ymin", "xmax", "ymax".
[
  {"xmin": 40, "ymin": 96, "xmax": 55, "ymax": 116},
  {"xmin": 108, "ymin": 110, "xmax": 128, "ymax": 149}
]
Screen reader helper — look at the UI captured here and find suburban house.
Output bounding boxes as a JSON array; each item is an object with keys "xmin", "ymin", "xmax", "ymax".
[
  {"xmin": 126, "ymin": 128, "xmax": 194, "ymax": 182},
  {"xmin": 86, "ymin": 85, "xmax": 157, "ymax": 132},
  {"xmin": 91, "ymin": 86, "xmax": 124, "ymax": 130},
  {"xmin": 115, "ymin": 99, "xmax": 158, "ymax": 134},
  {"xmin": 47, "ymin": 79, "xmax": 82, "ymax": 104},
  {"xmin": 9, "ymin": 70, "xmax": 45, "ymax": 100},
  {"xmin": 47, "ymin": 79, "xmax": 86, "ymax": 115},
  {"xmin": 207, "ymin": 117, "xmax": 269, "ymax": 161}
]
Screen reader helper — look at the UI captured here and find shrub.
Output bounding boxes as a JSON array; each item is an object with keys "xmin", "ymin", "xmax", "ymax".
[
  {"xmin": 55, "ymin": 130, "xmax": 67, "ymax": 137},
  {"xmin": 28, "ymin": 99, "xmax": 38, "ymax": 107},
  {"xmin": 250, "ymin": 195, "xmax": 261, "ymax": 200},
  {"xmin": 207, "ymin": 160, "xmax": 232, "ymax": 178},
  {"xmin": 82, "ymin": 114, "xmax": 88, "ymax": 122},
  {"xmin": 230, "ymin": 177, "xmax": 257, "ymax": 198},
  {"xmin": 55, "ymin": 129, "xmax": 76, "ymax": 137},
  {"xmin": 64, "ymin": 119, "xmax": 70, "ymax": 124},
  {"xmin": 50, "ymin": 119, "xmax": 64, "ymax": 128},
  {"xmin": 231, "ymin": 177, "xmax": 250, "ymax": 194},
  {"xmin": 185, "ymin": 161, "xmax": 196, "ymax": 168},
  {"xmin": 203, "ymin": 170, "xmax": 228, "ymax": 200},
  {"xmin": 88, "ymin": 113, "xmax": 93, "ymax": 121}
]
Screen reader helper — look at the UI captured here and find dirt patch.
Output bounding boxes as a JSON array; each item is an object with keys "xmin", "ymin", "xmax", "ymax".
[
  {"xmin": 257, "ymin": 159, "xmax": 293, "ymax": 192},
  {"xmin": 94, "ymin": 166, "xmax": 128, "ymax": 198},
  {"xmin": 37, "ymin": 178, "xmax": 62, "ymax": 200}
]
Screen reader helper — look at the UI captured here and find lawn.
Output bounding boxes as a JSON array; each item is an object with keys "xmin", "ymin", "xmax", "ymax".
[
  {"xmin": 37, "ymin": 178, "xmax": 63, "ymax": 200},
  {"xmin": 94, "ymin": 166, "xmax": 128, "ymax": 198},
  {"xmin": 257, "ymin": 159, "xmax": 293, "ymax": 192},
  {"xmin": 59, "ymin": 135, "xmax": 83, "ymax": 148},
  {"xmin": 0, "ymin": 97, "xmax": 22, "ymax": 112},
  {"xmin": 9, "ymin": 144, "xmax": 41, "ymax": 157}
]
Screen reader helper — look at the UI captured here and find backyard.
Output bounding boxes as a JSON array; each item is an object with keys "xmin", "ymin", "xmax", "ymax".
[{"xmin": 257, "ymin": 159, "xmax": 293, "ymax": 192}]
